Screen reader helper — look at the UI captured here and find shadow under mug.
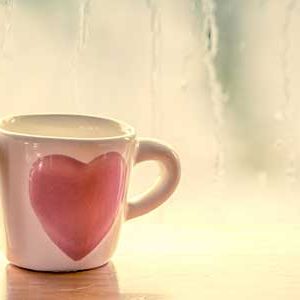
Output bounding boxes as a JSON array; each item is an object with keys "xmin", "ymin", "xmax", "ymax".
[{"xmin": 0, "ymin": 114, "xmax": 180, "ymax": 271}]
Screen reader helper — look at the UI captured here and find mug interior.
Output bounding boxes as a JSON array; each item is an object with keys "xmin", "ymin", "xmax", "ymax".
[{"xmin": 0, "ymin": 114, "xmax": 135, "ymax": 140}]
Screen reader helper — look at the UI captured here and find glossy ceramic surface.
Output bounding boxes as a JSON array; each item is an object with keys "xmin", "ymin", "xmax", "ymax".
[{"xmin": 0, "ymin": 114, "xmax": 180, "ymax": 271}]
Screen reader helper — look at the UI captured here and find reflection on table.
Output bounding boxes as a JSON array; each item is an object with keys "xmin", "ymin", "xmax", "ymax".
[{"xmin": 6, "ymin": 263, "xmax": 120, "ymax": 300}]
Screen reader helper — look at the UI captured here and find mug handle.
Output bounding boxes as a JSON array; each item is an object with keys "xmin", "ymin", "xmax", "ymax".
[{"xmin": 126, "ymin": 139, "xmax": 181, "ymax": 220}]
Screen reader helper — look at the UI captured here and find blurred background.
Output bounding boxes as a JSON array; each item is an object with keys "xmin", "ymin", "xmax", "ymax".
[{"xmin": 1, "ymin": 0, "xmax": 300, "ymax": 258}]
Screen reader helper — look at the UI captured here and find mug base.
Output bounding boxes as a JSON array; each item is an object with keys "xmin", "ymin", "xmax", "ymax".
[{"xmin": 8, "ymin": 261, "xmax": 110, "ymax": 273}]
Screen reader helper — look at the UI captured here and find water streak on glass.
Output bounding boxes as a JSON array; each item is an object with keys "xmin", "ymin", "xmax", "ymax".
[
  {"xmin": 279, "ymin": 0, "xmax": 296, "ymax": 121},
  {"xmin": 275, "ymin": 0, "xmax": 297, "ymax": 189},
  {"xmin": 201, "ymin": 0, "xmax": 227, "ymax": 185},
  {"xmin": 78, "ymin": 0, "xmax": 91, "ymax": 52},
  {"xmin": 180, "ymin": 48, "xmax": 191, "ymax": 91},
  {"xmin": 0, "ymin": 0, "xmax": 13, "ymax": 58},
  {"xmin": 70, "ymin": 0, "xmax": 91, "ymax": 111},
  {"xmin": 147, "ymin": 0, "xmax": 161, "ymax": 135},
  {"xmin": 180, "ymin": 1, "xmax": 199, "ymax": 92}
]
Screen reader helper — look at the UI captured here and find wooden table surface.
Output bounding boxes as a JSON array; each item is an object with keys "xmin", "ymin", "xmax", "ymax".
[{"xmin": 2, "ymin": 223, "xmax": 300, "ymax": 299}]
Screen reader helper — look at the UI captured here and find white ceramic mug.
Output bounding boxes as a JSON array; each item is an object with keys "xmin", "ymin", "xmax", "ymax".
[{"xmin": 0, "ymin": 114, "xmax": 180, "ymax": 272}]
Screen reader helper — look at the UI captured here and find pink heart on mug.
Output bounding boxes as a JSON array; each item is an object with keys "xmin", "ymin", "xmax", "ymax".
[{"xmin": 29, "ymin": 152, "xmax": 126, "ymax": 261}]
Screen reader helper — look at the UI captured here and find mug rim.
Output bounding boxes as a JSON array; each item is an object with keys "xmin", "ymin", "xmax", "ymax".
[{"xmin": 0, "ymin": 113, "xmax": 136, "ymax": 142}]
